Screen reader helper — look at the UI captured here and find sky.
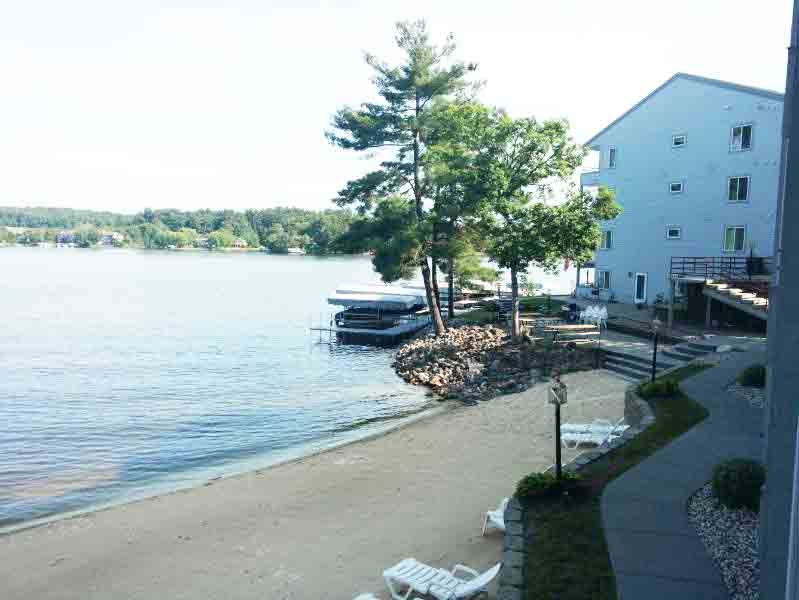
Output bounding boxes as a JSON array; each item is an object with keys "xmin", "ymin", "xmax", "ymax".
[{"xmin": 0, "ymin": 0, "xmax": 793, "ymax": 214}]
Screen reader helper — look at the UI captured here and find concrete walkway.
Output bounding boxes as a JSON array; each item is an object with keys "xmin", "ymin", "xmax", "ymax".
[{"xmin": 601, "ymin": 347, "xmax": 766, "ymax": 599}]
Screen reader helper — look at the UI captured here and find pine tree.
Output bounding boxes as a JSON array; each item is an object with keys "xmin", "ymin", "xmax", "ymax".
[{"xmin": 326, "ymin": 20, "xmax": 476, "ymax": 336}]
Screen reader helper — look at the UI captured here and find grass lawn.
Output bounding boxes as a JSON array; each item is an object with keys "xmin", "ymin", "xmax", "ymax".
[
  {"xmin": 457, "ymin": 296, "xmax": 565, "ymax": 325},
  {"xmin": 524, "ymin": 363, "xmax": 711, "ymax": 600}
]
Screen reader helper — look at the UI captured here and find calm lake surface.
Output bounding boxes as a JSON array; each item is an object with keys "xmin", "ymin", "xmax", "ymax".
[{"xmin": 0, "ymin": 248, "xmax": 436, "ymax": 530}]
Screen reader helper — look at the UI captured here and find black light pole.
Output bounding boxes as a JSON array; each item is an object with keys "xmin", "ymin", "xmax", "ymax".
[
  {"xmin": 550, "ymin": 373, "xmax": 567, "ymax": 481},
  {"xmin": 651, "ymin": 317, "xmax": 662, "ymax": 382}
]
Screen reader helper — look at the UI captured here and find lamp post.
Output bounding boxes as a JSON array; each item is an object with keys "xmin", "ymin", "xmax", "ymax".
[
  {"xmin": 651, "ymin": 317, "xmax": 662, "ymax": 382},
  {"xmin": 549, "ymin": 373, "xmax": 568, "ymax": 481}
]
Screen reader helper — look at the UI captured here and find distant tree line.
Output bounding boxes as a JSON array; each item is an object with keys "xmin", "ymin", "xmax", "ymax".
[{"xmin": 0, "ymin": 206, "xmax": 360, "ymax": 254}]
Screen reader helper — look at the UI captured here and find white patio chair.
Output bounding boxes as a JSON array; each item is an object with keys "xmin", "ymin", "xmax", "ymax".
[
  {"xmin": 481, "ymin": 497, "xmax": 509, "ymax": 535},
  {"xmin": 597, "ymin": 306, "xmax": 608, "ymax": 329},
  {"xmin": 560, "ymin": 419, "xmax": 628, "ymax": 449},
  {"xmin": 383, "ymin": 558, "xmax": 502, "ymax": 600}
]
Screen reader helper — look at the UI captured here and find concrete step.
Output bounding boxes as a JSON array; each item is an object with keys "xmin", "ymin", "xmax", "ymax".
[
  {"xmin": 671, "ymin": 344, "xmax": 713, "ymax": 357},
  {"xmin": 684, "ymin": 342, "xmax": 718, "ymax": 353},
  {"xmin": 661, "ymin": 348, "xmax": 697, "ymax": 362},
  {"xmin": 602, "ymin": 348, "xmax": 677, "ymax": 370},
  {"xmin": 599, "ymin": 368, "xmax": 639, "ymax": 383},
  {"xmin": 602, "ymin": 361, "xmax": 648, "ymax": 382}
]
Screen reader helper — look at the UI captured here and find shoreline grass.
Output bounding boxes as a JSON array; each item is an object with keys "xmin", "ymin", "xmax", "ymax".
[{"xmin": 524, "ymin": 363, "xmax": 711, "ymax": 600}]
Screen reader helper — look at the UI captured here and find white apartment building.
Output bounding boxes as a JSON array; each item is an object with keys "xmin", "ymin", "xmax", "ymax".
[{"xmin": 579, "ymin": 73, "xmax": 783, "ymax": 310}]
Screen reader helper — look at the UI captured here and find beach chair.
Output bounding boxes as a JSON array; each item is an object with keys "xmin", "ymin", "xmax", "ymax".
[
  {"xmin": 481, "ymin": 497, "xmax": 509, "ymax": 535},
  {"xmin": 383, "ymin": 559, "xmax": 502, "ymax": 600},
  {"xmin": 560, "ymin": 419, "xmax": 628, "ymax": 449}
]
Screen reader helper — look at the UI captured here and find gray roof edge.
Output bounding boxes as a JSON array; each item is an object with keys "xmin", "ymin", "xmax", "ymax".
[{"xmin": 584, "ymin": 72, "xmax": 785, "ymax": 148}]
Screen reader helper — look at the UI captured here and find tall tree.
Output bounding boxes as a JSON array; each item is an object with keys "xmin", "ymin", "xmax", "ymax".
[
  {"xmin": 326, "ymin": 20, "xmax": 476, "ymax": 336},
  {"xmin": 462, "ymin": 110, "xmax": 612, "ymax": 337}
]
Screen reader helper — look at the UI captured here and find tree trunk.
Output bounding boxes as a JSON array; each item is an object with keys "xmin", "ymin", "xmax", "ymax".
[
  {"xmin": 448, "ymin": 256, "xmax": 455, "ymax": 318},
  {"xmin": 412, "ymin": 92, "xmax": 445, "ymax": 336},
  {"xmin": 420, "ymin": 259, "xmax": 446, "ymax": 335},
  {"xmin": 431, "ymin": 258, "xmax": 442, "ymax": 314},
  {"xmin": 511, "ymin": 264, "xmax": 520, "ymax": 339}
]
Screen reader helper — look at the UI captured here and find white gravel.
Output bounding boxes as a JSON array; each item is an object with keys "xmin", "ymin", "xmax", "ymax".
[
  {"xmin": 727, "ymin": 383, "xmax": 765, "ymax": 408},
  {"xmin": 688, "ymin": 483, "xmax": 760, "ymax": 600}
]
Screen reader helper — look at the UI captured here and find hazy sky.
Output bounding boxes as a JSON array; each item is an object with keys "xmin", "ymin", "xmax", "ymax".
[{"xmin": 1, "ymin": 0, "xmax": 793, "ymax": 214}]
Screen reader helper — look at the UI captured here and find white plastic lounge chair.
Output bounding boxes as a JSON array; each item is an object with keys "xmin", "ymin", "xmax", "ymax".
[
  {"xmin": 383, "ymin": 559, "xmax": 502, "ymax": 600},
  {"xmin": 560, "ymin": 419, "xmax": 628, "ymax": 449},
  {"xmin": 481, "ymin": 497, "xmax": 509, "ymax": 535},
  {"xmin": 561, "ymin": 419, "xmax": 627, "ymax": 436}
]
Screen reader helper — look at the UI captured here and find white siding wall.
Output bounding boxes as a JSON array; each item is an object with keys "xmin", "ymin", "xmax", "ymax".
[{"xmin": 586, "ymin": 77, "xmax": 783, "ymax": 304}]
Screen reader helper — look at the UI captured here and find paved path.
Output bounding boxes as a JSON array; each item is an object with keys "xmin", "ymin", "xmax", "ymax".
[{"xmin": 601, "ymin": 348, "xmax": 766, "ymax": 599}]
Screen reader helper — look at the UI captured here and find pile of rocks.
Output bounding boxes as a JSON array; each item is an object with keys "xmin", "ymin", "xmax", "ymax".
[
  {"xmin": 688, "ymin": 483, "xmax": 759, "ymax": 600},
  {"xmin": 393, "ymin": 325, "xmax": 595, "ymax": 403}
]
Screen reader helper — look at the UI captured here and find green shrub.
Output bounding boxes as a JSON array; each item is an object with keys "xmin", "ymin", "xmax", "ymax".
[
  {"xmin": 711, "ymin": 458, "xmax": 766, "ymax": 510},
  {"xmin": 638, "ymin": 378, "xmax": 679, "ymax": 399},
  {"xmin": 516, "ymin": 471, "xmax": 582, "ymax": 499},
  {"xmin": 737, "ymin": 364, "xmax": 766, "ymax": 388}
]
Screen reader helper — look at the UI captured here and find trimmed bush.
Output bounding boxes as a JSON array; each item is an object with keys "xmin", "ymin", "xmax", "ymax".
[
  {"xmin": 638, "ymin": 378, "xmax": 679, "ymax": 399},
  {"xmin": 516, "ymin": 471, "xmax": 582, "ymax": 499},
  {"xmin": 737, "ymin": 364, "xmax": 766, "ymax": 388},
  {"xmin": 711, "ymin": 458, "xmax": 766, "ymax": 510}
]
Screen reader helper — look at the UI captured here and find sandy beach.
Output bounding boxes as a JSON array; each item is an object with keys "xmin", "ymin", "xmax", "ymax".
[{"xmin": 0, "ymin": 370, "xmax": 627, "ymax": 600}]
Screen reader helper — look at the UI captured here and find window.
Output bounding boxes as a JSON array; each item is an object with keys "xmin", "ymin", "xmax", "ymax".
[
  {"xmin": 672, "ymin": 134, "xmax": 687, "ymax": 148},
  {"xmin": 728, "ymin": 176, "xmax": 750, "ymax": 202},
  {"xmin": 608, "ymin": 147, "xmax": 617, "ymax": 169},
  {"xmin": 600, "ymin": 230, "xmax": 613, "ymax": 249},
  {"xmin": 597, "ymin": 270, "xmax": 611, "ymax": 289},
  {"xmin": 666, "ymin": 226, "xmax": 682, "ymax": 239},
  {"xmin": 731, "ymin": 124, "xmax": 753, "ymax": 151},
  {"xmin": 670, "ymin": 181, "xmax": 684, "ymax": 194},
  {"xmin": 724, "ymin": 226, "xmax": 746, "ymax": 252}
]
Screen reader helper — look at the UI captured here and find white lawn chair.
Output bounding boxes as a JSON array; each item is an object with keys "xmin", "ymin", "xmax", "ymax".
[
  {"xmin": 560, "ymin": 419, "xmax": 628, "ymax": 449},
  {"xmin": 383, "ymin": 559, "xmax": 502, "ymax": 600},
  {"xmin": 597, "ymin": 306, "xmax": 608, "ymax": 329},
  {"xmin": 481, "ymin": 497, "xmax": 509, "ymax": 535}
]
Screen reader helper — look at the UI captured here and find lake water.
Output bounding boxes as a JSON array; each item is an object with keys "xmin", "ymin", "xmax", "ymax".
[
  {"xmin": 0, "ymin": 248, "xmax": 439, "ymax": 530},
  {"xmin": 0, "ymin": 247, "xmax": 575, "ymax": 531}
]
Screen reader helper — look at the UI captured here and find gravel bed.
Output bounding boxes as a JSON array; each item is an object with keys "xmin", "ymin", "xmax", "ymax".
[
  {"xmin": 688, "ymin": 483, "xmax": 760, "ymax": 600},
  {"xmin": 727, "ymin": 383, "xmax": 765, "ymax": 408}
]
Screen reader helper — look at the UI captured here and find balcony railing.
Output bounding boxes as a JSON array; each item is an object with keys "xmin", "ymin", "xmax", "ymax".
[{"xmin": 670, "ymin": 255, "xmax": 774, "ymax": 282}]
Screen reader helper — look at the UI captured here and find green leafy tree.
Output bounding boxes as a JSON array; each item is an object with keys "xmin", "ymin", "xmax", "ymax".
[
  {"xmin": 326, "ymin": 20, "xmax": 476, "ymax": 336},
  {"xmin": 207, "ymin": 228, "xmax": 235, "ymax": 249},
  {"xmin": 73, "ymin": 224, "xmax": 101, "ymax": 248},
  {"xmin": 461, "ymin": 110, "xmax": 613, "ymax": 337}
]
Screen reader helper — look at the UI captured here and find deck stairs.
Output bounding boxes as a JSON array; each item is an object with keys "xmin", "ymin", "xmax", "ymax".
[
  {"xmin": 703, "ymin": 280, "xmax": 769, "ymax": 320},
  {"xmin": 601, "ymin": 340, "xmax": 717, "ymax": 382}
]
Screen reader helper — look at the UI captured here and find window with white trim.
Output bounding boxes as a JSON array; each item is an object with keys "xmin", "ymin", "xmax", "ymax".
[
  {"xmin": 730, "ymin": 124, "xmax": 753, "ymax": 151},
  {"xmin": 666, "ymin": 226, "xmax": 682, "ymax": 240},
  {"xmin": 600, "ymin": 230, "xmax": 613, "ymax": 249},
  {"xmin": 597, "ymin": 270, "xmax": 611, "ymax": 289},
  {"xmin": 672, "ymin": 134, "xmax": 687, "ymax": 148},
  {"xmin": 670, "ymin": 181, "xmax": 684, "ymax": 194},
  {"xmin": 608, "ymin": 147, "xmax": 617, "ymax": 169},
  {"xmin": 728, "ymin": 176, "xmax": 750, "ymax": 202},
  {"xmin": 724, "ymin": 226, "xmax": 746, "ymax": 252}
]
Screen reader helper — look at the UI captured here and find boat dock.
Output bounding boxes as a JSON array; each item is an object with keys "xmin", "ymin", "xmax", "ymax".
[{"xmin": 313, "ymin": 283, "xmax": 434, "ymax": 345}]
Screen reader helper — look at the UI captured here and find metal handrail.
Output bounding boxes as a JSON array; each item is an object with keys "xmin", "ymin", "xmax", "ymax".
[{"xmin": 670, "ymin": 255, "xmax": 774, "ymax": 281}]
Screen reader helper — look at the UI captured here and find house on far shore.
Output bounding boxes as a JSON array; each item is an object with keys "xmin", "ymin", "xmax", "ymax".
[
  {"xmin": 232, "ymin": 238, "xmax": 248, "ymax": 248},
  {"xmin": 578, "ymin": 73, "xmax": 783, "ymax": 328},
  {"xmin": 56, "ymin": 231, "xmax": 75, "ymax": 245},
  {"xmin": 99, "ymin": 231, "xmax": 124, "ymax": 245},
  {"xmin": 194, "ymin": 236, "xmax": 209, "ymax": 248},
  {"xmin": 287, "ymin": 247, "xmax": 306, "ymax": 255}
]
